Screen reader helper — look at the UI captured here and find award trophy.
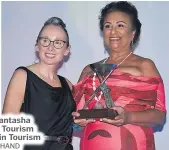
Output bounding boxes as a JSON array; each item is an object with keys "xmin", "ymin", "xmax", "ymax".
[{"xmin": 76, "ymin": 62, "xmax": 118, "ymax": 119}]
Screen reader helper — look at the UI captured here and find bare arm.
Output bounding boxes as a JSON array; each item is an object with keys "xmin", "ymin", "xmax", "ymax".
[
  {"xmin": 129, "ymin": 109, "xmax": 165, "ymax": 127},
  {"xmin": 2, "ymin": 69, "xmax": 27, "ymax": 114},
  {"xmin": 102, "ymin": 58, "xmax": 166, "ymax": 127},
  {"xmin": 129, "ymin": 58, "xmax": 166, "ymax": 126}
]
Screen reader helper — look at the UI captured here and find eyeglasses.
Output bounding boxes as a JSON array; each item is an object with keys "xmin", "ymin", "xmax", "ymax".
[{"xmin": 38, "ymin": 37, "xmax": 67, "ymax": 49}]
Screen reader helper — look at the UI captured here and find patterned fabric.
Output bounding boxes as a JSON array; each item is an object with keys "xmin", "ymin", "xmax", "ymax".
[{"xmin": 73, "ymin": 69, "xmax": 166, "ymax": 150}]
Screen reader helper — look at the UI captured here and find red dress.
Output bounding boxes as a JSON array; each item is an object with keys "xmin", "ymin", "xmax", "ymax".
[{"xmin": 73, "ymin": 70, "xmax": 166, "ymax": 150}]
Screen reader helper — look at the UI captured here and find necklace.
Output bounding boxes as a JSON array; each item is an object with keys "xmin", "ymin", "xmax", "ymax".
[{"xmin": 92, "ymin": 52, "xmax": 132, "ymax": 103}]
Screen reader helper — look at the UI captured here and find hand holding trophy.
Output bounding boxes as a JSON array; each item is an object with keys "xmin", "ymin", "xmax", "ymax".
[{"xmin": 75, "ymin": 62, "xmax": 118, "ymax": 119}]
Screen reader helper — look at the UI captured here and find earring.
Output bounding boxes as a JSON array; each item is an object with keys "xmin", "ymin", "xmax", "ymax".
[
  {"xmin": 34, "ymin": 59, "xmax": 39, "ymax": 63},
  {"xmin": 104, "ymin": 49, "xmax": 107, "ymax": 54}
]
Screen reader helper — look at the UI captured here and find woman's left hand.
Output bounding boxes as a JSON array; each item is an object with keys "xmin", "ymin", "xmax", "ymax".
[{"xmin": 100, "ymin": 106, "xmax": 131, "ymax": 126}]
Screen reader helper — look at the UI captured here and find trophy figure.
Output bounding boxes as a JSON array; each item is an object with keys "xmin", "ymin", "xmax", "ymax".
[{"xmin": 76, "ymin": 62, "xmax": 118, "ymax": 119}]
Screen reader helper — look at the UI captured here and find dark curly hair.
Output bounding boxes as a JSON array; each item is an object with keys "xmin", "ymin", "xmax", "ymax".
[
  {"xmin": 99, "ymin": 1, "xmax": 142, "ymax": 47},
  {"xmin": 36, "ymin": 17, "xmax": 69, "ymax": 47}
]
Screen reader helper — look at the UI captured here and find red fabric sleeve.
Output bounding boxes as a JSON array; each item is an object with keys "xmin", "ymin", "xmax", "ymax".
[
  {"xmin": 72, "ymin": 77, "xmax": 89, "ymax": 108},
  {"xmin": 155, "ymin": 81, "xmax": 166, "ymax": 112}
]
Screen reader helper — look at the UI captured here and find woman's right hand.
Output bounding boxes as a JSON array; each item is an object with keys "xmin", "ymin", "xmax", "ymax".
[{"xmin": 72, "ymin": 111, "xmax": 95, "ymax": 127}]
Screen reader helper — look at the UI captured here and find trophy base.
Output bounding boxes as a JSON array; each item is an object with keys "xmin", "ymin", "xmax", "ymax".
[{"xmin": 75, "ymin": 109, "xmax": 118, "ymax": 119}]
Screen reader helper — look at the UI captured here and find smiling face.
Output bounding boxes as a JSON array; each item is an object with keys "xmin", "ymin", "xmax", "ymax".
[
  {"xmin": 37, "ymin": 25, "xmax": 70, "ymax": 65},
  {"xmin": 103, "ymin": 11, "xmax": 136, "ymax": 52}
]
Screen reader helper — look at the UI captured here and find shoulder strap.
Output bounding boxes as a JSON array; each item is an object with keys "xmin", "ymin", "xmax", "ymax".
[
  {"xmin": 58, "ymin": 75, "xmax": 71, "ymax": 91},
  {"xmin": 15, "ymin": 66, "xmax": 29, "ymax": 72}
]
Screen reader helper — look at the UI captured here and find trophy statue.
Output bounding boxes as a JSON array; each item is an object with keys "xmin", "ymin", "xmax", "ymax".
[{"xmin": 75, "ymin": 62, "xmax": 118, "ymax": 119}]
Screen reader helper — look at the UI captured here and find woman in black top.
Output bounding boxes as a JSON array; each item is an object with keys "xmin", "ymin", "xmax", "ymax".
[{"xmin": 3, "ymin": 17, "xmax": 76, "ymax": 150}]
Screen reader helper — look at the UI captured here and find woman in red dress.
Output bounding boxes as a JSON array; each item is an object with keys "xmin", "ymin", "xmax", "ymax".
[{"xmin": 72, "ymin": 1, "xmax": 166, "ymax": 150}]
